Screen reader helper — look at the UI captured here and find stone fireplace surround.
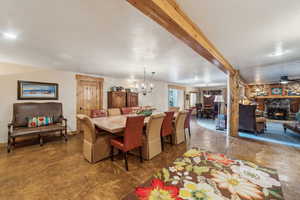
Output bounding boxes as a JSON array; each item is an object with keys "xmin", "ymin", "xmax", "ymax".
[{"xmin": 265, "ymin": 99, "xmax": 291, "ymax": 120}]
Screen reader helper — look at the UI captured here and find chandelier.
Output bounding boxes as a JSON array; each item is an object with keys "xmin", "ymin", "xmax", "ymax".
[
  {"xmin": 134, "ymin": 68, "xmax": 155, "ymax": 96},
  {"xmin": 203, "ymin": 90, "xmax": 212, "ymax": 98}
]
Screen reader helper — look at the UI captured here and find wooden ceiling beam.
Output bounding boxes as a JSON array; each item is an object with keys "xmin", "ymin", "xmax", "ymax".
[{"xmin": 127, "ymin": 0, "xmax": 236, "ymax": 75}]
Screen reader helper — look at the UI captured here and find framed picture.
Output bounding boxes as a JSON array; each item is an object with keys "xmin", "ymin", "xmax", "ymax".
[
  {"xmin": 18, "ymin": 81, "xmax": 59, "ymax": 100},
  {"xmin": 271, "ymin": 87, "xmax": 283, "ymax": 96}
]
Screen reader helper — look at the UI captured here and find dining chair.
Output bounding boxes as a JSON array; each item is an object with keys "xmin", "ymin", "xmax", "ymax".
[
  {"xmin": 76, "ymin": 114, "xmax": 113, "ymax": 163},
  {"xmin": 110, "ymin": 115, "xmax": 145, "ymax": 171},
  {"xmin": 169, "ymin": 106, "xmax": 180, "ymax": 112},
  {"xmin": 121, "ymin": 107, "xmax": 133, "ymax": 115},
  {"xmin": 195, "ymin": 103, "xmax": 203, "ymax": 118},
  {"xmin": 184, "ymin": 109, "xmax": 193, "ymax": 137},
  {"xmin": 90, "ymin": 109, "xmax": 107, "ymax": 118},
  {"xmin": 132, "ymin": 106, "xmax": 141, "ymax": 113},
  {"xmin": 142, "ymin": 113, "xmax": 165, "ymax": 160},
  {"xmin": 173, "ymin": 111, "xmax": 188, "ymax": 145},
  {"xmin": 160, "ymin": 111, "xmax": 175, "ymax": 151},
  {"xmin": 108, "ymin": 108, "xmax": 121, "ymax": 116}
]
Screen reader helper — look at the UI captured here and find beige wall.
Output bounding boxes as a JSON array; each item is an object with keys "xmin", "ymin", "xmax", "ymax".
[
  {"xmin": 0, "ymin": 66, "xmax": 171, "ymax": 143},
  {"xmin": 0, "ymin": 70, "xmax": 77, "ymax": 143}
]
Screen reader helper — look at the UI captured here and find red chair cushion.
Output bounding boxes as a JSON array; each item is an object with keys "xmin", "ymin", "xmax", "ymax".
[
  {"xmin": 111, "ymin": 137, "xmax": 125, "ymax": 151},
  {"xmin": 184, "ymin": 109, "xmax": 193, "ymax": 129},
  {"xmin": 121, "ymin": 107, "xmax": 133, "ymax": 115},
  {"xmin": 161, "ymin": 112, "xmax": 175, "ymax": 137},
  {"xmin": 91, "ymin": 109, "xmax": 107, "ymax": 118}
]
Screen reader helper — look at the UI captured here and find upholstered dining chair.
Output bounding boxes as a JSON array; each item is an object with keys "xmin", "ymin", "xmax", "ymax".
[
  {"xmin": 108, "ymin": 108, "xmax": 121, "ymax": 116},
  {"xmin": 90, "ymin": 109, "xmax": 107, "ymax": 118},
  {"xmin": 169, "ymin": 106, "xmax": 180, "ymax": 112},
  {"xmin": 131, "ymin": 106, "xmax": 141, "ymax": 113},
  {"xmin": 173, "ymin": 111, "xmax": 188, "ymax": 145},
  {"xmin": 121, "ymin": 107, "xmax": 133, "ymax": 115},
  {"xmin": 76, "ymin": 114, "xmax": 113, "ymax": 163},
  {"xmin": 142, "ymin": 113, "xmax": 165, "ymax": 160},
  {"xmin": 184, "ymin": 109, "xmax": 193, "ymax": 137},
  {"xmin": 110, "ymin": 115, "xmax": 145, "ymax": 171},
  {"xmin": 160, "ymin": 111, "xmax": 175, "ymax": 151}
]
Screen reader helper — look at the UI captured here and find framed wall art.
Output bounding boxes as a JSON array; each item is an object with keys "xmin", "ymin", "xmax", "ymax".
[
  {"xmin": 271, "ymin": 87, "xmax": 283, "ymax": 96},
  {"xmin": 18, "ymin": 81, "xmax": 59, "ymax": 100}
]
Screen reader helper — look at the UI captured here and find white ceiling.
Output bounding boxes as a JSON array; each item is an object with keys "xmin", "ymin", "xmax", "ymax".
[
  {"xmin": 177, "ymin": 0, "xmax": 300, "ymax": 83},
  {"xmin": 1, "ymin": 0, "xmax": 299, "ymax": 86},
  {"xmin": 0, "ymin": 0, "xmax": 226, "ymax": 86}
]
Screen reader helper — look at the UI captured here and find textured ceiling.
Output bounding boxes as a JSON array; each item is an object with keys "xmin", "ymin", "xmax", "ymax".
[
  {"xmin": 177, "ymin": 0, "xmax": 300, "ymax": 84},
  {"xmin": 2, "ymin": 0, "xmax": 299, "ymax": 85},
  {"xmin": 0, "ymin": 0, "xmax": 226, "ymax": 86}
]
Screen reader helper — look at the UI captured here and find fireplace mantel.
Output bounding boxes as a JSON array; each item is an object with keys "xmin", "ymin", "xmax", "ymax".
[{"xmin": 256, "ymin": 95, "xmax": 300, "ymax": 99}]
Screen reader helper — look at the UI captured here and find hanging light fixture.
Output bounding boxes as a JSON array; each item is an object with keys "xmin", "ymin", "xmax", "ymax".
[
  {"xmin": 203, "ymin": 90, "xmax": 211, "ymax": 98},
  {"xmin": 134, "ymin": 68, "xmax": 155, "ymax": 96}
]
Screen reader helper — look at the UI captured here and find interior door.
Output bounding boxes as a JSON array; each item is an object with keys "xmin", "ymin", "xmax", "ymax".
[
  {"xmin": 76, "ymin": 75, "xmax": 103, "ymax": 132},
  {"xmin": 78, "ymin": 80, "xmax": 100, "ymax": 115}
]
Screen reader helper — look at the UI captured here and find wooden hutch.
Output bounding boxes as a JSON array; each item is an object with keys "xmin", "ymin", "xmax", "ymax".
[{"xmin": 108, "ymin": 91, "xmax": 139, "ymax": 108}]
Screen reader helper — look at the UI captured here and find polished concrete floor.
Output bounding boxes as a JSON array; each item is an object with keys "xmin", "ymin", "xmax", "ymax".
[
  {"xmin": 0, "ymin": 118, "xmax": 300, "ymax": 200},
  {"xmin": 198, "ymin": 118, "xmax": 300, "ymax": 148}
]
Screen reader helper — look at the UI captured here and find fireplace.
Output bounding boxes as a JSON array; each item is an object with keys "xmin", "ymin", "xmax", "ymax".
[{"xmin": 265, "ymin": 99, "xmax": 290, "ymax": 120}]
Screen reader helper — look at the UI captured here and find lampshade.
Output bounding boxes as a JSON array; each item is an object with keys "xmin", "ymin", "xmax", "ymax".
[{"xmin": 214, "ymin": 95, "xmax": 224, "ymax": 103}]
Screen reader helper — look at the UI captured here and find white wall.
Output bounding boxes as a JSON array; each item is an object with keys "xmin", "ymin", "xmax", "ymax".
[{"xmin": 0, "ymin": 68, "xmax": 171, "ymax": 143}]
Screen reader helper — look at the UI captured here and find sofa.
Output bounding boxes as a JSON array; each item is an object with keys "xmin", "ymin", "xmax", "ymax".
[{"xmin": 7, "ymin": 102, "xmax": 67, "ymax": 152}]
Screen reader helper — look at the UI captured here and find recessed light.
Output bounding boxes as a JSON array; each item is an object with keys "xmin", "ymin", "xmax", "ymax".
[
  {"xmin": 2, "ymin": 32, "xmax": 18, "ymax": 40},
  {"xmin": 269, "ymin": 50, "xmax": 291, "ymax": 57}
]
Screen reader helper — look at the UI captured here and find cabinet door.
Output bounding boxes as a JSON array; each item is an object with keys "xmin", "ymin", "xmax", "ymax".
[
  {"xmin": 127, "ymin": 92, "xmax": 138, "ymax": 107},
  {"xmin": 111, "ymin": 92, "xmax": 126, "ymax": 108}
]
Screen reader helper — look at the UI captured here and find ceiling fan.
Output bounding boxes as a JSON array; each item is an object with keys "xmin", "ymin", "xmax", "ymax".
[{"xmin": 280, "ymin": 76, "xmax": 300, "ymax": 84}]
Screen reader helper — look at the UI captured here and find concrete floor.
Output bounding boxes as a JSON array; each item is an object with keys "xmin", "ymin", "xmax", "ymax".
[{"xmin": 0, "ymin": 118, "xmax": 299, "ymax": 200}]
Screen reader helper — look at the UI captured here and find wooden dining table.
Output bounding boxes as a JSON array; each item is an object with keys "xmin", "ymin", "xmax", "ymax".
[
  {"xmin": 92, "ymin": 112, "xmax": 178, "ymax": 134},
  {"xmin": 92, "ymin": 114, "xmax": 149, "ymax": 133}
]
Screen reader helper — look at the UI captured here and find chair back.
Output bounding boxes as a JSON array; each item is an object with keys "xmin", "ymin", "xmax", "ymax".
[
  {"xmin": 132, "ymin": 107, "xmax": 141, "ymax": 113},
  {"xmin": 77, "ymin": 114, "xmax": 96, "ymax": 143},
  {"xmin": 108, "ymin": 108, "xmax": 121, "ymax": 116},
  {"xmin": 239, "ymin": 104, "xmax": 257, "ymax": 132},
  {"xmin": 195, "ymin": 103, "xmax": 202, "ymax": 110},
  {"xmin": 124, "ymin": 115, "xmax": 145, "ymax": 151},
  {"xmin": 12, "ymin": 102, "xmax": 63, "ymax": 127},
  {"xmin": 184, "ymin": 109, "xmax": 193, "ymax": 129},
  {"xmin": 90, "ymin": 109, "xmax": 107, "ymax": 118},
  {"xmin": 169, "ymin": 106, "xmax": 180, "ymax": 112},
  {"xmin": 146, "ymin": 113, "xmax": 165, "ymax": 140},
  {"xmin": 121, "ymin": 107, "xmax": 133, "ymax": 115},
  {"xmin": 174, "ymin": 111, "xmax": 187, "ymax": 144},
  {"xmin": 161, "ymin": 111, "xmax": 175, "ymax": 136}
]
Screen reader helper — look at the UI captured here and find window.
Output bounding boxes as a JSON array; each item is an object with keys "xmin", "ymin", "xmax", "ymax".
[
  {"xmin": 168, "ymin": 88, "xmax": 178, "ymax": 107},
  {"xmin": 190, "ymin": 92, "xmax": 197, "ymax": 107}
]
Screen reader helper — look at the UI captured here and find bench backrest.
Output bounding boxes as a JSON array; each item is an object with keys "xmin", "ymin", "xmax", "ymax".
[{"xmin": 13, "ymin": 102, "xmax": 63, "ymax": 127}]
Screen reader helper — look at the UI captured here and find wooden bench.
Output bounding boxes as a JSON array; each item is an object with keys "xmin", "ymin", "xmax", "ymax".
[{"xmin": 8, "ymin": 102, "xmax": 67, "ymax": 153}]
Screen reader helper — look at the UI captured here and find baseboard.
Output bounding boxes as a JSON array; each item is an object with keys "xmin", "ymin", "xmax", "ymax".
[{"xmin": 0, "ymin": 130, "xmax": 77, "ymax": 145}]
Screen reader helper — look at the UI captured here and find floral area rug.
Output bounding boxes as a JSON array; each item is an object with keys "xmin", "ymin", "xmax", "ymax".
[{"xmin": 123, "ymin": 148, "xmax": 284, "ymax": 200}]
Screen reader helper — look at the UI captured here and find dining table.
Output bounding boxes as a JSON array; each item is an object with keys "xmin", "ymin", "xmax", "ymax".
[{"xmin": 92, "ymin": 112, "xmax": 178, "ymax": 134}]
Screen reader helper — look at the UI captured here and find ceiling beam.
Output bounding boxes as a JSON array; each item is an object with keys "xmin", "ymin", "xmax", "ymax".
[{"xmin": 127, "ymin": 0, "xmax": 236, "ymax": 75}]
